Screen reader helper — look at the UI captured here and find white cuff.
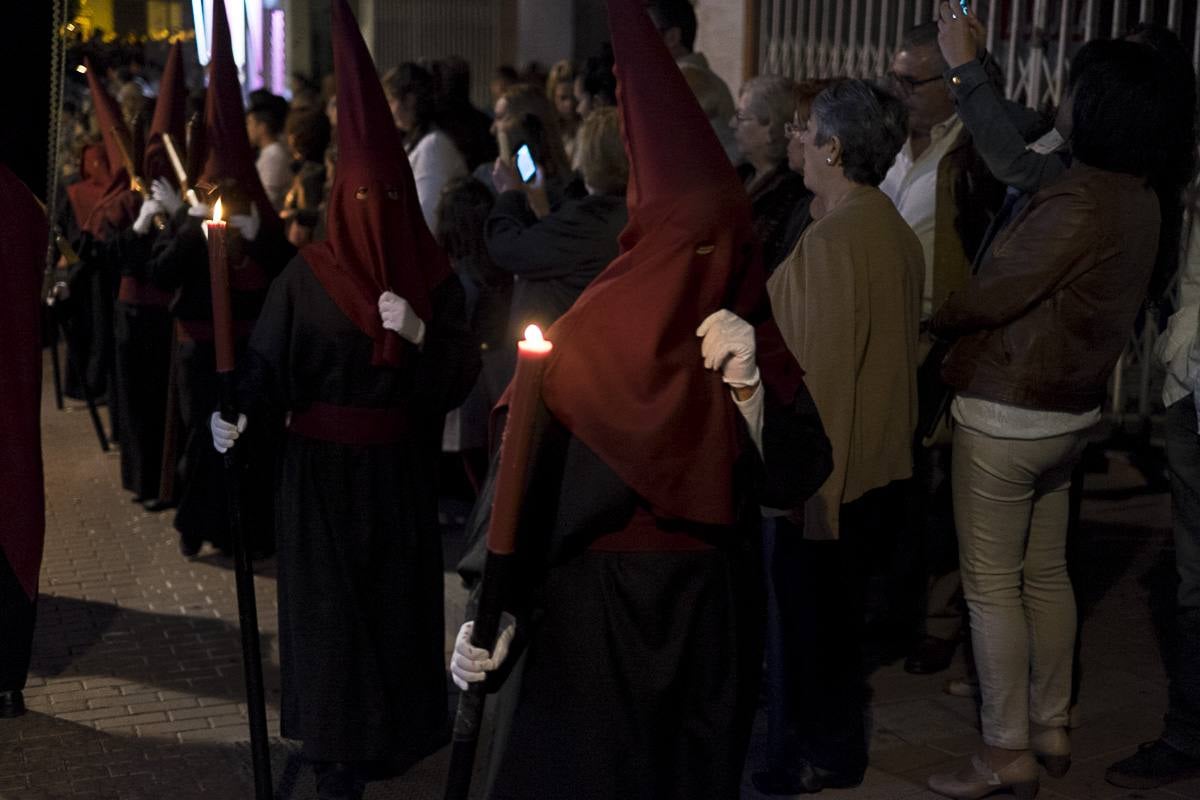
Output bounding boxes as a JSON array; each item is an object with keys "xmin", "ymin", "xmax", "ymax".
[{"xmin": 732, "ymin": 382, "xmax": 765, "ymax": 459}]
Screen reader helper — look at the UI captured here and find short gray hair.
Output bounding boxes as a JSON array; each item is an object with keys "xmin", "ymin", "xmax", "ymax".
[
  {"xmin": 738, "ymin": 75, "xmax": 797, "ymax": 163},
  {"xmin": 811, "ymin": 79, "xmax": 908, "ymax": 186}
]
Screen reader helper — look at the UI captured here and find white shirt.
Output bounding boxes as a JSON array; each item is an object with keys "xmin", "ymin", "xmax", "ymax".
[
  {"xmin": 255, "ymin": 140, "xmax": 292, "ymax": 210},
  {"xmin": 951, "ymin": 394, "xmax": 1101, "ymax": 440},
  {"xmin": 1156, "ymin": 206, "xmax": 1200, "ymax": 407},
  {"xmin": 879, "ymin": 115, "xmax": 964, "ymax": 319},
  {"xmin": 406, "ymin": 128, "xmax": 467, "ymax": 232}
]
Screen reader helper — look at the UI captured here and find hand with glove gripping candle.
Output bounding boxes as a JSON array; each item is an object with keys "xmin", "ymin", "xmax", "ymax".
[
  {"xmin": 210, "ymin": 412, "xmax": 248, "ymax": 454},
  {"xmin": 378, "ymin": 291, "xmax": 427, "ymax": 347},
  {"xmin": 449, "ymin": 614, "xmax": 517, "ymax": 691},
  {"xmin": 697, "ymin": 308, "xmax": 766, "ymax": 454}
]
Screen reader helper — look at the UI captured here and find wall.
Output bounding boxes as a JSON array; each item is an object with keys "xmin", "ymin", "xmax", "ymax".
[
  {"xmin": 517, "ymin": 0, "xmax": 575, "ymax": 71},
  {"xmin": 693, "ymin": 0, "xmax": 749, "ymax": 90}
]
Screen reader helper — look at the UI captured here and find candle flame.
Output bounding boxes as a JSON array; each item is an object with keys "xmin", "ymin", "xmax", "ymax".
[
  {"xmin": 212, "ymin": 198, "xmax": 223, "ymax": 222},
  {"xmin": 523, "ymin": 324, "xmax": 544, "ymax": 344}
]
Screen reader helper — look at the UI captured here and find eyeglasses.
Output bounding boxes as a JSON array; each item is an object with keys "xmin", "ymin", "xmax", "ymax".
[
  {"xmin": 886, "ymin": 70, "xmax": 943, "ymax": 94},
  {"xmin": 784, "ymin": 120, "xmax": 804, "ymax": 138}
]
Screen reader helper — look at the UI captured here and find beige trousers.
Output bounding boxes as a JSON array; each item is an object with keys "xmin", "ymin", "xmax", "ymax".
[{"xmin": 952, "ymin": 424, "xmax": 1088, "ymax": 749}]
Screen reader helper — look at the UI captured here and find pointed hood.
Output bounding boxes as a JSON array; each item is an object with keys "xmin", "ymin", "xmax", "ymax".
[
  {"xmin": 301, "ymin": 0, "xmax": 452, "ymax": 367},
  {"xmin": 83, "ymin": 60, "xmax": 141, "ymax": 238},
  {"xmin": 144, "ymin": 41, "xmax": 187, "ymax": 184},
  {"xmin": 65, "ymin": 144, "xmax": 112, "ymax": 230},
  {"xmin": 200, "ymin": 0, "xmax": 276, "ymax": 225},
  {"xmin": 531, "ymin": 0, "xmax": 803, "ymax": 526}
]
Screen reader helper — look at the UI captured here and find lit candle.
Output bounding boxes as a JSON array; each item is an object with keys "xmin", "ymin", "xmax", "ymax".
[
  {"xmin": 486, "ymin": 324, "xmax": 553, "ymax": 554},
  {"xmin": 204, "ymin": 199, "xmax": 235, "ymax": 375}
]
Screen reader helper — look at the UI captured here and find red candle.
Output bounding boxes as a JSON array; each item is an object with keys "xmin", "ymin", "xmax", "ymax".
[
  {"xmin": 486, "ymin": 325, "xmax": 553, "ymax": 555},
  {"xmin": 204, "ymin": 199, "xmax": 235, "ymax": 374}
]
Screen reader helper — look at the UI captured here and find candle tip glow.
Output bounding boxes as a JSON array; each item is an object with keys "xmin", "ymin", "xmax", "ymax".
[
  {"xmin": 212, "ymin": 198, "xmax": 223, "ymax": 222},
  {"xmin": 523, "ymin": 324, "xmax": 544, "ymax": 344}
]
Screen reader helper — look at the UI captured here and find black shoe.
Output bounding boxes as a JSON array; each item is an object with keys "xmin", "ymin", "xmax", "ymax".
[
  {"xmin": 179, "ymin": 534, "xmax": 203, "ymax": 557},
  {"xmin": 1106, "ymin": 739, "xmax": 1200, "ymax": 789},
  {"xmin": 752, "ymin": 761, "xmax": 864, "ymax": 795},
  {"xmin": 142, "ymin": 497, "xmax": 176, "ymax": 513},
  {"xmin": 0, "ymin": 690, "xmax": 26, "ymax": 718},
  {"xmin": 313, "ymin": 761, "xmax": 365, "ymax": 800},
  {"xmin": 904, "ymin": 635, "xmax": 958, "ymax": 675}
]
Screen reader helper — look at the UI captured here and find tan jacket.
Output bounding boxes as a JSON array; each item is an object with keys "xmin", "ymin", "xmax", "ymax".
[{"xmin": 768, "ymin": 186, "xmax": 923, "ymax": 539}]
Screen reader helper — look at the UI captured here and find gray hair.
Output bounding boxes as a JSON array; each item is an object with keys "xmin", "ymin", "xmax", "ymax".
[
  {"xmin": 738, "ymin": 75, "xmax": 797, "ymax": 163},
  {"xmin": 811, "ymin": 79, "xmax": 908, "ymax": 186}
]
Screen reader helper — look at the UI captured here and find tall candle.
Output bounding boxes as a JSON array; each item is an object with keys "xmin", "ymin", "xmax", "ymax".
[
  {"xmin": 486, "ymin": 324, "xmax": 553, "ymax": 555},
  {"xmin": 204, "ymin": 199, "xmax": 235, "ymax": 375}
]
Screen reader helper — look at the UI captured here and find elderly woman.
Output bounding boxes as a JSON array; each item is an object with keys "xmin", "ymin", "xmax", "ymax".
[
  {"xmin": 732, "ymin": 75, "xmax": 809, "ymax": 274},
  {"xmin": 762, "ymin": 78, "xmax": 922, "ymax": 794},
  {"xmin": 924, "ymin": 40, "xmax": 1169, "ymax": 800}
]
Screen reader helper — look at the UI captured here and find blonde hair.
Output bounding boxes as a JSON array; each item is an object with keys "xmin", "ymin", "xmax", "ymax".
[
  {"xmin": 546, "ymin": 60, "xmax": 576, "ymax": 102},
  {"xmin": 573, "ymin": 107, "xmax": 627, "ymax": 196}
]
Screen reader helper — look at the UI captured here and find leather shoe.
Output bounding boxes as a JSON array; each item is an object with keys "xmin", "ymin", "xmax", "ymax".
[
  {"xmin": 928, "ymin": 751, "xmax": 1039, "ymax": 799},
  {"xmin": 0, "ymin": 690, "xmax": 26, "ymax": 718},
  {"xmin": 905, "ymin": 635, "xmax": 958, "ymax": 675},
  {"xmin": 1031, "ymin": 724, "xmax": 1070, "ymax": 778},
  {"xmin": 1106, "ymin": 739, "xmax": 1200, "ymax": 789},
  {"xmin": 752, "ymin": 760, "xmax": 864, "ymax": 794}
]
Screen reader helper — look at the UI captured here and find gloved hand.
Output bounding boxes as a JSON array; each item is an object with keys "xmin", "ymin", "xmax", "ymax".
[
  {"xmin": 132, "ymin": 199, "xmax": 165, "ymax": 235},
  {"xmin": 188, "ymin": 201, "xmax": 212, "ymax": 219},
  {"xmin": 378, "ymin": 291, "xmax": 426, "ymax": 346},
  {"xmin": 449, "ymin": 614, "xmax": 516, "ymax": 691},
  {"xmin": 151, "ymin": 177, "xmax": 184, "ymax": 216},
  {"xmin": 696, "ymin": 309, "xmax": 759, "ymax": 388},
  {"xmin": 229, "ymin": 205, "xmax": 260, "ymax": 242},
  {"xmin": 210, "ymin": 412, "xmax": 248, "ymax": 454}
]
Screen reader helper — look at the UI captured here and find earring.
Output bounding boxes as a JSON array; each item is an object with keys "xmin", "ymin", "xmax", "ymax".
[{"xmin": 825, "ymin": 156, "xmax": 834, "ymax": 166}]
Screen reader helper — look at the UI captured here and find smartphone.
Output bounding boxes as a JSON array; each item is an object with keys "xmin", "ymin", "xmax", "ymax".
[
  {"xmin": 959, "ymin": 0, "xmax": 970, "ymax": 14},
  {"xmin": 515, "ymin": 143, "xmax": 537, "ymax": 183}
]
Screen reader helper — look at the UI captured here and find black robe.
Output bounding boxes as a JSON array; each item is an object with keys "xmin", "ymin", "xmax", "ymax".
[
  {"xmin": 89, "ymin": 228, "xmax": 174, "ymax": 500},
  {"xmin": 459, "ymin": 380, "xmax": 831, "ymax": 800},
  {"xmin": 237, "ymin": 256, "xmax": 478, "ymax": 763},
  {"xmin": 143, "ymin": 209, "xmax": 293, "ymax": 553}
]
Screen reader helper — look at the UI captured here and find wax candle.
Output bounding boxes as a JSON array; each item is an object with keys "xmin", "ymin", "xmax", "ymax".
[
  {"xmin": 204, "ymin": 199, "xmax": 235, "ymax": 375},
  {"xmin": 486, "ymin": 325, "xmax": 553, "ymax": 555}
]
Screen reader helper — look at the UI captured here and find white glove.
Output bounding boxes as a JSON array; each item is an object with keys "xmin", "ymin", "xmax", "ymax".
[
  {"xmin": 449, "ymin": 614, "xmax": 516, "ymax": 691},
  {"xmin": 210, "ymin": 412, "xmax": 247, "ymax": 454},
  {"xmin": 229, "ymin": 205, "xmax": 260, "ymax": 242},
  {"xmin": 132, "ymin": 199, "xmax": 164, "ymax": 235},
  {"xmin": 696, "ymin": 309, "xmax": 760, "ymax": 388},
  {"xmin": 378, "ymin": 291, "xmax": 427, "ymax": 346},
  {"xmin": 151, "ymin": 177, "xmax": 184, "ymax": 216},
  {"xmin": 188, "ymin": 201, "xmax": 212, "ymax": 219}
]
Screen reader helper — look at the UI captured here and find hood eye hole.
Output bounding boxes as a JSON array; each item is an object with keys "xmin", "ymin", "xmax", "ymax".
[
  {"xmin": 696, "ymin": 244, "xmax": 716, "ymax": 255},
  {"xmin": 355, "ymin": 186, "xmax": 369, "ymax": 200},
  {"xmin": 386, "ymin": 188, "xmax": 400, "ymax": 200}
]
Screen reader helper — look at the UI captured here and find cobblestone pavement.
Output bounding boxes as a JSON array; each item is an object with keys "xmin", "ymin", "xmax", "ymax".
[{"xmin": 1, "ymin": 359, "xmax": 1196, "ymax": 799}]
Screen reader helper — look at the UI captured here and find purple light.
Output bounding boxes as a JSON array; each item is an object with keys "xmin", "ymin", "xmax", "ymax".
[{"xmin": 270, "ymin": 9, "xmax": 286, "ymax": 97}]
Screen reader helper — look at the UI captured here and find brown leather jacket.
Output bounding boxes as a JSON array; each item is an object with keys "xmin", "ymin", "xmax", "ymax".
[{"xmin": 932, "ymin": 164, "xmax": 1160, "ymax": 413}]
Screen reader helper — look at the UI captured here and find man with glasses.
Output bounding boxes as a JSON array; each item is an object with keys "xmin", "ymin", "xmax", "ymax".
[{"xmin": 879, "ymin": 21, "xmax": 1044, "ymax": 679}]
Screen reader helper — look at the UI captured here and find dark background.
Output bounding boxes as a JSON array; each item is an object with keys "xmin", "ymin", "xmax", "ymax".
[{"xmin": 2, "ymin": 4, "xmax": 53, "ymax": 199}]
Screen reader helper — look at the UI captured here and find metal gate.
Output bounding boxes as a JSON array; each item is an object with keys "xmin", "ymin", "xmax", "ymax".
[{"xmin": 753, "ymin": 0, "xmax": 1200, "ymax": 426}]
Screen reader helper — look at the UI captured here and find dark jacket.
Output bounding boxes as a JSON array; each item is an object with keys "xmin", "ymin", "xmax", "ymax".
[
  {"xmin": 485, "ymin": 190, "xmax": 627, "ymax": 343},
  {"xmin": 737, "ymin": 162, "xmax": 812, "ymax": 274},
  {"xmin": 933, "ymin": 164, "xmax": 1161, "ymax": 412}
]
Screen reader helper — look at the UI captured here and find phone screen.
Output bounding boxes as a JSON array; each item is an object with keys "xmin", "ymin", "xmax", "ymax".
[{"xmin": 515, "ymin": 144, "xmax": 537, "ymax": 183}]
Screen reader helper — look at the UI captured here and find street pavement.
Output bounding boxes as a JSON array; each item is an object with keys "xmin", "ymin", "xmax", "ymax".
[{"xmin": 2, "ymin": 360, "xmax": 1197, "ymax": 799}]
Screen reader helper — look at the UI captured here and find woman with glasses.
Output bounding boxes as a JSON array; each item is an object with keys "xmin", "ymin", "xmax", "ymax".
[
  {"xmin": 730, "ymin": 75, "xmax": 808, "ymax": 274},
  {"xmin": 761, "ymin": 78, "xmax": 923, "ymax": 794}
]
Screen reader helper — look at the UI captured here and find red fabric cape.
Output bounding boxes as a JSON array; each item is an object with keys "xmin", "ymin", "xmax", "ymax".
[
  {"xmin": 531, "ymin": 0, "xmax": 803, "ymax": 526},
  {"xmin": 302, "ymin": 0, "xmax": 451, "ymax": 367},
  {"xmin": 0, "ymin": 164, "xmax": 48, "ymax": 599}
]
